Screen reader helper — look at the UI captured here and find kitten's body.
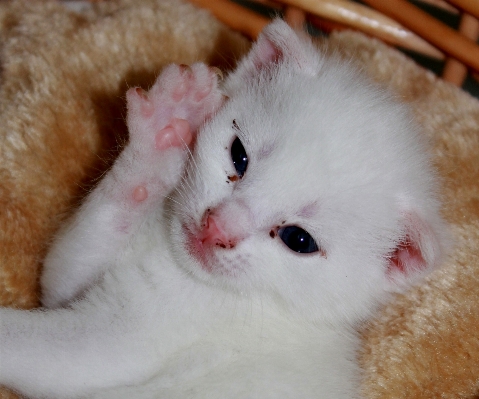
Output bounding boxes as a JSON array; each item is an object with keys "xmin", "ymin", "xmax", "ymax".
[{"xmin": 0, "ymin": 20, "xmax": 446, "ymax": 398}]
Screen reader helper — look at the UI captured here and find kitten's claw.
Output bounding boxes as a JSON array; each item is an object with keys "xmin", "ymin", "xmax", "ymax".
[
  {"xmin": 134, "ymin": 87, "xmax": 154, "ymax": 117},
  {"xmin": 211, "ymin": 67, "xmax": 223, "ymax": 82}
]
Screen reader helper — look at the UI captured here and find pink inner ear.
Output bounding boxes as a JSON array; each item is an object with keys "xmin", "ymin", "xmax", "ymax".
[
  {"xmin": 388, "ymin": 236, "xmax": 425, "ymax": 275},
  {"xmin": 252, "ymin": 37, "xmax": 283, "ymax": 71}
]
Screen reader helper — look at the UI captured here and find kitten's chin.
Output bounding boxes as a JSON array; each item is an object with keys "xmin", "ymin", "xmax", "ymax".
[{"xmin": 183, "ymin": 224, "xmax": 213, "ymax": 273}]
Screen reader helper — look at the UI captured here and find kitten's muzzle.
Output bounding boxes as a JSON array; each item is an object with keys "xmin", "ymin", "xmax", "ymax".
[
  {"xmin": 197, "ymin": 211, "xmax": 239, "ymax": 249},
  {"xmin": 196, "ymin": 200, "xmax": 253, "ymax": 250}
]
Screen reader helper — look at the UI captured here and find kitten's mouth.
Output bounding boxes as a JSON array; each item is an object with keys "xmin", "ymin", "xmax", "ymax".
[
  {"xmin": 184, "ymin": 225, "xmax": 211, "ymax": 272},
  {"xmin": 182, "ymin": 209, "xmax": 244, "ymax": 275},
  {"xmin": 183, "ymin": 224, "xmax": 223, "ymax": 274}
]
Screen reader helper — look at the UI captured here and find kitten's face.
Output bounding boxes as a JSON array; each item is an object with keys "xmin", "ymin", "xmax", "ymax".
[{"xmin": 169, "ymin": 20, "xmax": 444, "ymax": 323}]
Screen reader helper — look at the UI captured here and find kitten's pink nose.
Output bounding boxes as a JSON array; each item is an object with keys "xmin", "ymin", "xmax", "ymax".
[{"xmin": 198, "ymin": 213, "xmax": 237, "ymax": 249}]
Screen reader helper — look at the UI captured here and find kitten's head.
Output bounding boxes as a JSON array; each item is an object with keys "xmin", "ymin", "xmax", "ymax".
[{"xmin": 169, "ymin": 20, "xmax": 447, "ymax": 324}]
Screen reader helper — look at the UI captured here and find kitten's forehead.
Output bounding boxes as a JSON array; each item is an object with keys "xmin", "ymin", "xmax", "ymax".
[
  {"xmin": 228, "ymin": 59, "xmax": 368, "ymax": 154},
  {"xmin": 227, "ymin": 64, "xmax": 359, "ymax": 174},
  {"xmin": 221, "ymin": 57, "xmax": 423, "ymax": 222}
]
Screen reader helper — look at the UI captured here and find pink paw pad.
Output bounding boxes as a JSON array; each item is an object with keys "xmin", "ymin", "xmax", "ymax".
[
  {"xmin": 120, "ymin": 63, "xmax": 225, "ymax": 213},
  {"xmin": 163, "ymin": 64, "xmax": 216, "ymax": 106},
  {"xmin": 155, "ymin": 118, "xmax": 192, "ymax": 150},
  {"xmin": 132, "ymin": 185, "xmax": 148, "ymax": 202},
  {"xmin": 126, "ymin": 62, "xmax": 224, "ymax": 155},
  {"xmin": 159, "ymin": 64, "xmax": 223, "ymax": 126}
]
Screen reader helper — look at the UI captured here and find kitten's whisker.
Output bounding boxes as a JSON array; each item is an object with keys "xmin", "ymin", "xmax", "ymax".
[
  {"xmin": 170, "ymin": 186, "xmax": 195, "ymax": 214},
  {"xmin": 164, "ymin": 195, "xmax": 184, "ymax": 208},
  {"xmin": 178, "ymin": 174, "xmax": 194, "ymax": 195},
  {"xmin": 183, "ymin": 136, "xmax": 201, "ymax": 173}
]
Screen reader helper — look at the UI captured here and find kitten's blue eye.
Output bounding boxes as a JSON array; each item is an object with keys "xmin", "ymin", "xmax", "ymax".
[
  {"xmin": 231, "ymin": 136, "xmax": 248, "ymax": 178},
  {"xmin": 278, "ymin": 226, "xmax": 319, "ymax": 254}
]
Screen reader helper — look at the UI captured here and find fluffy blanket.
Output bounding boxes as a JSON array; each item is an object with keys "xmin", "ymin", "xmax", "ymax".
[{"xmin": 0, "ymin": 0, "xmax": 477, "ymax": 398}]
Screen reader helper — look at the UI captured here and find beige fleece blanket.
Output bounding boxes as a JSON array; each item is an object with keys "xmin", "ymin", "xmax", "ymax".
[{"xmin": 0, "ymin": 1, "xmax": 477, "ymax": 398}]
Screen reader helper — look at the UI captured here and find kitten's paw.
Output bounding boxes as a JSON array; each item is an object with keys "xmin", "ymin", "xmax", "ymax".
[
  {"xmin": 114, "ymin": 63, "xmax": 224, "ymax": 209},
  {"xmin": 126, "ymin": 63, "xmax": 224, "ymax": 152}
]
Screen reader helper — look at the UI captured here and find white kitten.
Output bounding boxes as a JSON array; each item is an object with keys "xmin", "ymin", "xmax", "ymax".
[{"xmin": 0, "ymin": 20, "xmax": 447, "ymax": 399}]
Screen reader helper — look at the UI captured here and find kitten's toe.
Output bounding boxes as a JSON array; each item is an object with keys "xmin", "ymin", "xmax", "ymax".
[
  {"xmin": 151, "ymin": 63, "xmax": 224, "ymax": 131},
  {"xmin": 126, "ymin": 63, "xmax": 224, "ymax": 153}
]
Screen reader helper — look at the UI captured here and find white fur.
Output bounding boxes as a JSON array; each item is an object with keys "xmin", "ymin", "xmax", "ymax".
[{"xmin": 0, "ymin": 20, "xmax": 447, "ymax": 398}]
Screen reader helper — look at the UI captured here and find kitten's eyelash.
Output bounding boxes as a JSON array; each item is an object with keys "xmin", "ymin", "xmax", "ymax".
[{"xmin": 232, "ymin": 119, "xmax": 240, "ymax": 131}]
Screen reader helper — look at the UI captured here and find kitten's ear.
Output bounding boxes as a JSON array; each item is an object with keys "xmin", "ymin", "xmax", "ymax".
[
  {"xmin": 234, "ymin": 19, "xmax": 318, "ymax": 79},
  {"xmin": 386, "ymin": 211, "xmax": 447, "ymax": 290}
]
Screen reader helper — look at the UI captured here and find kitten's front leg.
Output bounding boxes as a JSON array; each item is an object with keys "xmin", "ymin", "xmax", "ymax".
[
  {"xmin": 0, "ymin": 269, "xmax": 171, "ymax": 399},
  {"xmin": 41, "ymin": 64, "xmax": 224, "ymax": 307}
]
